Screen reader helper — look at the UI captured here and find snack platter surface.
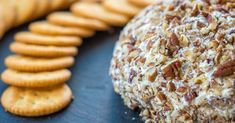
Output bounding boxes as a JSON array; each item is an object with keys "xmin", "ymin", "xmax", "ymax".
[{"xmin": 0, "ymin": 24, "xmax": 142, "ymax": 123}]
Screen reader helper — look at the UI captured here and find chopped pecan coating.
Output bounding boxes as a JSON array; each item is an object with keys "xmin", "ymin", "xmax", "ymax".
[{"xmin": 110, "ymin": 0, "xmax": 235, "ymax": 122}]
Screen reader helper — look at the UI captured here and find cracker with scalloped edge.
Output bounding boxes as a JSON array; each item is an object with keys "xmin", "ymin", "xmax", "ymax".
[
  {"xmin": 29, "ymin": 21, "xmax": 95, "ymax": 37},
  {"xmin": 2, "ymin": 69, "xmax": 71, "ymax": 88},
  {"xmin": 5, "ymin": 55, "xmax": 74, "ymax": 72},
  {"xmin": 103, "ymin": 0, "xmax": 142, "ymax": 17},
  {"xmin": 1, "ymin": 84, "xmax": 72, "ymax": 117},
  {"xmin": 71, "ymin": 2, "xmax": 129, "ymax": 26}
]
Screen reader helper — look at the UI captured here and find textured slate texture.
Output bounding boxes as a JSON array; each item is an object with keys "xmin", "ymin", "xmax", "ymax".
[{"xmin": 0, "ymin": 23, "xmax": 142, "ymax": 123}]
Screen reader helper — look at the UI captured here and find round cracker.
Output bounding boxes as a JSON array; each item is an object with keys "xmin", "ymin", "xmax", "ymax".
[
  {"xmin": 47, "ymin": 12, "xmax": 110, "ymax": 31},
  {"xmin": 10, "ymin": 42, "xmax": 78, "ymax": 57},
  {"xmin": 29, "ymin": 21, "xmax": 95, "ymax": 37},
  {"xmin": 33, "ymin": 0, "xmax": 50, "ymax": 19},
  {"xmin": 8, "ymin": 0, "xmax": 36, "ymax": 26},
  {"xmin": 15, "ymin": 31, "xmax": 82, "ymax": 46},
  {"xmin": 1, "ymin": 84, "xmax": 72, "ymax": 117},
  {"xmin": 63, "ymin": 0, "xmax": 78, "ymax": 9},
  {"xmin": 71, "ymin": 2, "xmax": 129, "ymax": 26},
  {"xmin": 80, "ymin": 0, "xmax": 102, "ymax": 2},
  {"xmin": 48, "ymin": 0, "xmax": 67, "ymax": 11},
  {"xmin": 1, "ymin": 69, "xmax": 71, "ymax": 88},
  {"xmin": 0, "ymin": 1, "xmax": 17, "ymax": 31},
  {"xmin": 0, "ymin": 6, "xmax": 5, "ymax": 39},
  {"xmin": 103, "ymin": 0, "xmax": 142, "ymax": 17},
  {"xmin": 0, "ymin": 21, "xmax": 4, "ymax": 39},
  {"xmin": 5, "ymin": 55, "xmax": 74, "ymax": 72},
  {"xmin": 127, "ymin": 0, "xmax": 156, "ymax": 7}
]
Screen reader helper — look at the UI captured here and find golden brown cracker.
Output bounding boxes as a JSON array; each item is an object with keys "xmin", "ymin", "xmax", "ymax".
[
  {"xmin": 10, "ymin": 42, "xmax": 78, "ymax": 57},
  {"xmin": 1, "ymin": 69, "xmax": 71, "ymax": 88},
  {"xmin": 29, "ymin": 21, "xmax": 95, "ymax": 37},
  {"xmin": 0, "ymin": 1, "xmax": 17, "ymax": 31},
  {"xmin": 80, "ymin": 0, "xmax": 102, "ymax": 2},
  {"xmin": 63, "ymin": 0, "xmax": 78, "ymax": 9},
  {"xmin": 0, "ymin": 7, "xmax": 5, "ymax": 39},
  {"xmin": 15, "ymin": 31, "xmax": 82, "ymax": 46},
  {"xmin": 103, "ymin": 0, "xmax": 142, "ymax": 17},
  {"xmin": 127, "ymin": 0, "xmax": 156, "ymax": 7},
  {"xmin": 5, "ymin": 55, "xmax": 74, "ymax": 72},
  {"xmin": 48, "ymin": 0, "xmax": 67, "ymax": 11},
  {"xmin": 1, "ymin": 84, "xmax": 72, "ymax": 117},
  {"xmin": 0, "ymin": 2, "xmax": 9, "ymax": 38},
  {"xmin": 47, "ymin": 12, "xmax": 110, "ymax": 31},
  {"xmin": 33, "ymin": 0, "xmax": 50, "ymax": 19},
  {"xmin": 71, "ymin": 2, "xmax": 129, "ymax": 26},
  {"xmin": 9, "ymin": 0, "xmax": 36, "ymax": 26}
]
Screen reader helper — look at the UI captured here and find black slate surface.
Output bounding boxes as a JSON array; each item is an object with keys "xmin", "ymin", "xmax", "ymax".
[{"xmin": 0, "ymin": 23, "xmax": 143, "ymax": 123}]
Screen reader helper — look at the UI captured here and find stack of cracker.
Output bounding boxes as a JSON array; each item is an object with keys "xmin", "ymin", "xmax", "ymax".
[
  {"xmin": 0, "ymin": 0, "xmax": 79, "ymax": 39},
  {"xmin": 0, "ymin": 0, "xmax": 155, "ymax": 117}
]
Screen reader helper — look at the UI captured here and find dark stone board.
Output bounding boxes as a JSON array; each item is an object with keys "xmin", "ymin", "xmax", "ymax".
[{"xmin": 0, "ymin": 22, "xmax": 143, "ymax": 123}]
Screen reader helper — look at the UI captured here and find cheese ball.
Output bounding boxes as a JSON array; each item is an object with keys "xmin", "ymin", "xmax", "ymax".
[{"xmin": 110, "ymin": 0, "xmax": 235, "ymax": 122}]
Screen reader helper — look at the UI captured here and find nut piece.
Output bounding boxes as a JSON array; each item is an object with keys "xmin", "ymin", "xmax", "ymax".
[
  {"xmin": 164, "ymin": 14, "xmax": 180, "ymax": 22},
  {"xmin": 184, "ymin": 91, "xmax": 197, "ymax": 103},
  {"xmin": 177, "ymin": 111, "xmax": 193, "ymax": 122},
  {"xmin": 177, "ymin": 86, "xmax": 188, "ymax": 94},
  {"xmin": 213, "ymin": 60, "xmax": 235, "ymax": 77},
  {"xmin": 162, "ymin": 59, "xmax": 182, "ymax": 79},
  {"xmin": 156, "ymin": 92, "xmax": 167, "ymax": 103},
  {"xmin": 179, "ymin": 34, "xmax": 189, "ymax": 47},
  {"xmin": 193, "ymin": 74, "xmax": 206, "ymax": 84},
  {"xmin": 167, "ymin": 33, "xmax": 180, "ymax": 54},
  {"xmin": 209, "ymin": 40, "xmax": 219, "ymax": 49},
  {"xmin": 191, "ymin": 4, "xmax": 200, "ymax": 16},
  {"xmin": 146, "ymin": 67, "xmax": 158, "ymax": 82},
  {"xmin": 168, "ymin": 32, "xmax": 179, "ymax": 46},
  {"xmin": 167, "ymin": 82, "xmax": 176, "ymax": 92}
]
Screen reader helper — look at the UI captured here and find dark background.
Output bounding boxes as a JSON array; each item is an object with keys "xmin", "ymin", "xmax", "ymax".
[{"xmin": 0, "ymin": 23, "xmax": 143, "ymax": 123}]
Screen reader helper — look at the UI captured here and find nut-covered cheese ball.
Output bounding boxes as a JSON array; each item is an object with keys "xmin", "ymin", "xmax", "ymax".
[{"xmin": 110, "ymin": 0, "xmax": 235, "ymax": 122}]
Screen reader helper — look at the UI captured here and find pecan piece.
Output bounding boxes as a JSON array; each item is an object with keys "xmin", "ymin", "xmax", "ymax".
[
  {"xmin": 167, "ymin": 82, "xmax": 176, "ymax": 92},
  {"xmin": 191, "ymin": 4, "xmax": 200, "ymax": 16},
  {"xmin": 164, "ymin": 14, "xmax": 181, "ymax": 22},
  {"xmin": 178, "ymin": 111, "xmax": 193, "ymax": 122},
  {"xmin": 169, "ymin": 32, "xmax": 179, "ymax": 46},
  {"xmin": 162, "ymin": 59, "xmax": 182, "ymax": 79},
  {"xmin": 163, "ymin": 102, "xmax": 173, "ymax": 111},
  {"xmin": 167, "ymin": 33, "xmax": 180, "ymax": 54},
  {"xmin": 127, "ymin": 49, "xmax": 139, "ymax": 62},
  {"xmin": 137, "ymin": 57, "xmax": 146, "ymax": 64},
  {"xmin": 156, "ymin": 92, "xmax": 167, "ymax": 103},
  {"xmin": 197, "ymin": 21, "xmax": 206, "ymax": 28},
  {"xmin": 177, "ymin": 86, "xmax": 188, "ymax": 93},
  {"xmin": 213, "ymin": 60, "xmax": 235, "ymax": 77},
  {"xmin": 168, "ymin": 4, "xmax": 175, "ymax": 11},
  {"xmin": 146, "ymin": 67, "xmax": 158, "ymax": 82},
  {"xmin": 184, "ymin": 92, "xmax": 197, "ymax": 103}
]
